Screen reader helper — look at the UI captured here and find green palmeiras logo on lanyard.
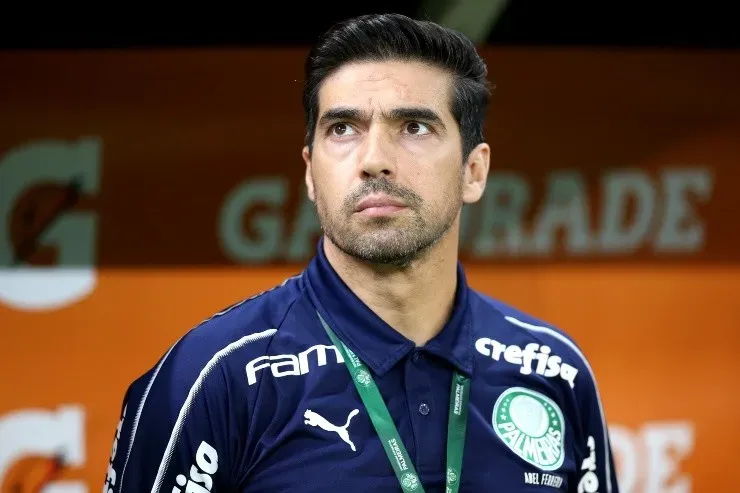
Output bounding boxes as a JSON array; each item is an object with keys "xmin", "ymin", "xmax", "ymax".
[
  {"xmin": 355, "ymin": 369, "xmax": 373, "ymax": 387},
  {"xmin": 492, "ymin": 387, "xmax": 565, "ymax": 471},
  {"xmin": 401, "ymin": 472, "xmax": 420, "ymax": 491}
]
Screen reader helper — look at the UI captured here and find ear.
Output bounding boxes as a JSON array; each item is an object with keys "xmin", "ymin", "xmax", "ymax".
[
  {"xmin": 462, "ymin": 142, "xmax": 490, "ymax": 204},
  {"xmin": 302, "ymin": 145, "xmax": 316, "ymax": 202}
]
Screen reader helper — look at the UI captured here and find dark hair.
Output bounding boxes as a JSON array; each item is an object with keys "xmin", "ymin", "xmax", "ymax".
[{"xmin": 302, "ymin": 13, "xmax": 492, "ymax": 160}]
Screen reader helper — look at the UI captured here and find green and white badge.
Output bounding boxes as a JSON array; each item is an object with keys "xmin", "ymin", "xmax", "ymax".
[{"xmin": 492, "ymin": 387, "xmax": 565, "ymax": 471}]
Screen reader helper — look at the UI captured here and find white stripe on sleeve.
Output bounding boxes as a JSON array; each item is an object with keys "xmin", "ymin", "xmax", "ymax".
[{"xmin": 150, "ymin": 328, "xmax": 277, "ymax": 493}]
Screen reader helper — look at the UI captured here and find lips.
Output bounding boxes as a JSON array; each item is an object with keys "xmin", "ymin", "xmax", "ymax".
[{"xmin": 354, "ymin": 194, "xmax": 407, "ymax": 212}]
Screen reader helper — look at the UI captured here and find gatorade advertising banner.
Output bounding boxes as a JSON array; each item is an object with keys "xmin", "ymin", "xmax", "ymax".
[{"xmin": 1, "ymin": 47, "xmax": 739, "ymax": 492}]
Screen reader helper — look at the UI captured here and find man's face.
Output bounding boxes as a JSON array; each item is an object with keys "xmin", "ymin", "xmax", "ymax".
[{"xmin": 303, "ymin": 60, "xmax": 472, "ymax": 266}]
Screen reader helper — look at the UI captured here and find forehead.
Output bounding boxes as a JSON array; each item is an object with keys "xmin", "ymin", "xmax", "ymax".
[{"xmin": 317, "ymin": 59, "xmax": 454, "ymax": 117}]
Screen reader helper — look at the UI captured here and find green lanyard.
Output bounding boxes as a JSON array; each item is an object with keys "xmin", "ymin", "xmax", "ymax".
[{"xmin": 317, "ymin": 311, "xmax": 471, "ymax": 492}]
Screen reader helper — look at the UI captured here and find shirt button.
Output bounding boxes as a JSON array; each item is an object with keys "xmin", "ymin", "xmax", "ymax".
[
  {"xmin": 412, "ymin": 352, "xmax": 423, "ymax": 363},
  {"xmin": 418, "ymin": 403, "xmax": 430, "ymax": 416}
]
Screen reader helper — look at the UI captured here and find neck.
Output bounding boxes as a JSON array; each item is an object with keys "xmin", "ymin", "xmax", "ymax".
[{"xmin": 323, "ymin": 233, "xmax": 460, "ymax": 346}]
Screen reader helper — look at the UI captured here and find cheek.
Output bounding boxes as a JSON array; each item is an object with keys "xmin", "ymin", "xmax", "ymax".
[
  {"xmin": 312, "ymin": 163, "xmax": 347, "ymax": 206},
  {"xmin": 415, "ymin": 160, "xmax": 462, "ymax": 199},
  {"xmin": 431, "ymin": 177, "xmax": 464, "ymax": 212}
]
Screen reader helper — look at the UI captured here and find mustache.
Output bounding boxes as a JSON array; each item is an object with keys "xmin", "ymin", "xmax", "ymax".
[{"xmin": 344, "ymin": 179, "xmax": 423, "ymax": 211}]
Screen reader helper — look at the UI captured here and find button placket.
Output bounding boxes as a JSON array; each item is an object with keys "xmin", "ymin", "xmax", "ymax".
[{"xmin": 404, "ymin": 349, "xmax": 440, "ymax": 478}]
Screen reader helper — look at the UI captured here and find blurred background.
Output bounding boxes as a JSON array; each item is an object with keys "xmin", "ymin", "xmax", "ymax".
[{"xmin": 1, "ymin": 2, "xmax": 739, "ymax": 492}]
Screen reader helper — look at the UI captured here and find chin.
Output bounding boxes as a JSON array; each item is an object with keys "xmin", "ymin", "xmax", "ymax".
[{"xmin": 351, "ymin": 236, "xmax": 432, "ymax": 265}]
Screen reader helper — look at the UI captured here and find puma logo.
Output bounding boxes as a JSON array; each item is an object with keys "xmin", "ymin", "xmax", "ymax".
[{"xmin": 304, "ymin": 409, "xmax": 360, "ymax": 452}]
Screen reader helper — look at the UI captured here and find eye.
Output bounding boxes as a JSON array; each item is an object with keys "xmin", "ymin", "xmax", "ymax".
[
  {"xmin": 403, "ymin": 121, "xmax": 432, "ymax": 136},
  {"xmin": 330, "ymin": 123, "xmax": 357, "ymax": 137}
]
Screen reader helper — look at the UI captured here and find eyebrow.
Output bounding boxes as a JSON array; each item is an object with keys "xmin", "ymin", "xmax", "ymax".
[{"xmin": 318, "ymin": 106, "xmax": 446, "ymax": 130}]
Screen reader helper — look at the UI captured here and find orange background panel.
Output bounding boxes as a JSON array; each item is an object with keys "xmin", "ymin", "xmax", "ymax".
[{"xmin": 2, "ymin": 265, "xmax": 737, "ymax": 490}]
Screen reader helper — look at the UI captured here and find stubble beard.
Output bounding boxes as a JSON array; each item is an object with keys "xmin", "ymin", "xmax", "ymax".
[{"xmin": 315, "ymin": 177, "xmax": 463, "ymax": 269}]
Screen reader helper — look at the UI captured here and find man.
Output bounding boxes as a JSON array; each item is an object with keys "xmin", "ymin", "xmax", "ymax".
[{"xmin": 102, "ymin": 13, "xmax": 619, "ymax": 493}]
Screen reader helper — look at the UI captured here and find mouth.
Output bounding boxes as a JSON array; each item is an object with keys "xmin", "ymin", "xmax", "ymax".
[{"xmin": 354, "ymin": 194, "xmax": 408, "ymax": 216}]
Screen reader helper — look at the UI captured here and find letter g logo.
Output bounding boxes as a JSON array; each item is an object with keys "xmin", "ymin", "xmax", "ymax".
[{"xmin": 0, "ymin": 137, "xmax": 101, "ymax": 311}]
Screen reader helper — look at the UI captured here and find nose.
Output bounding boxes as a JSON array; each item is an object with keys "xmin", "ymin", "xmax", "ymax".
[{"xmin": 357, "ymin": 127, "xmax": 397, "ymax": 179}]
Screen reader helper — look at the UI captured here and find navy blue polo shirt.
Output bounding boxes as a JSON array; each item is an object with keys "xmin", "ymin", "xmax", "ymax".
[{"xmin": 103, "ymin": 238, "xmax": 619, "ymax": 492}]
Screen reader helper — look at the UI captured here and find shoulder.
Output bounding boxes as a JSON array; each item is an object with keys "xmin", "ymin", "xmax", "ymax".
[
  {"xmin": 127, "ymin": 273, "xmax": 305, "ymax": 398},
  {"xmin": 469, "ymin": 289, "xmax": 598, "ymax": 393},
  {"xmin": 471, "ymin": 290, "xmax": 582, "ymax": 354},
  {"xmin": 105, "ymin": 276, "xmax": 307, "ymax": 490}
]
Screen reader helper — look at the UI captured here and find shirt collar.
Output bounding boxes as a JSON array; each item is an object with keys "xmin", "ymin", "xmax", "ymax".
[{"xmin": 302, "ymin": 237, "xmax": 474, "ymax": 378}]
